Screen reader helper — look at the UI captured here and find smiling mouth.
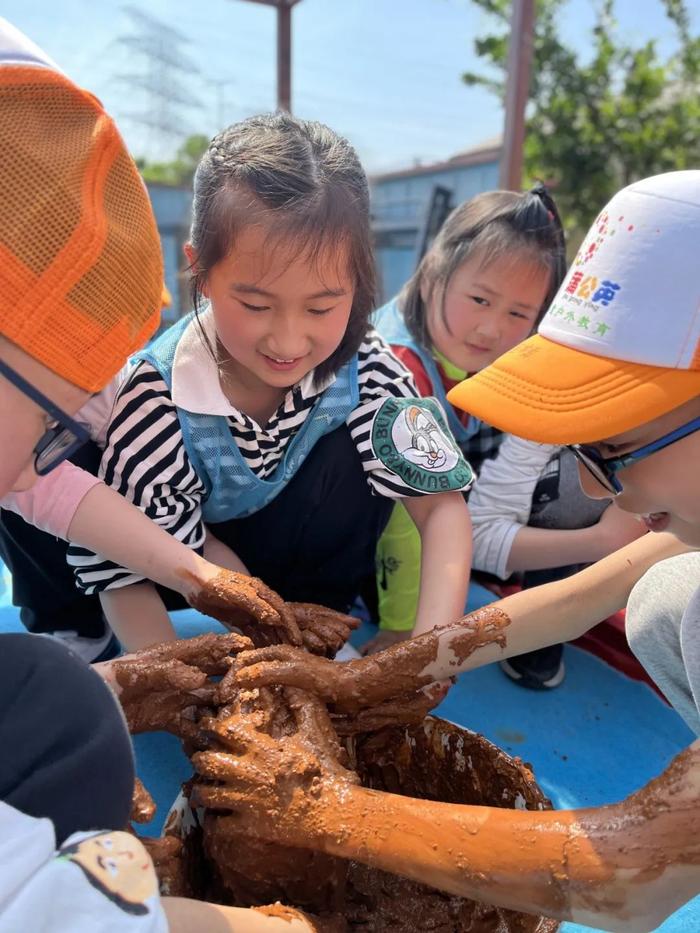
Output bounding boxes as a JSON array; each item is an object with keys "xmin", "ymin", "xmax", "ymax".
[{"xmin": 261, "ymin": 352, "xmax": 302, "ymax": 365}]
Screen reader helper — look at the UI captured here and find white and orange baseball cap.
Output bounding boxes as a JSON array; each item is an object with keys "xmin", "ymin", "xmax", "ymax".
[
  {"xmin": 0, "ymin": 19, "xmax": 163, "ymax": 392},
  {"xmin": 447, "ymin": 171, "xmax": 700, "ymax": 443}
]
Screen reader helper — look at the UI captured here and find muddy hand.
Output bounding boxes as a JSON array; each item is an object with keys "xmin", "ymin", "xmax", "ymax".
[
  {"xmin": 123, "ymin": 631, "xmax": 254, "ymax": 673},
  {"xmin": 192, "ymin": 687, "xmax": 358, "ymax": 845},
  {"xmin": 233, "ymin": 641, "xmax": 438, "ymax": 712},
  {"xmin": 228, "ymin": 646, "xmax": 357, "ymax": 706},
  {"xmin": 111, "ymin": 633, "xmax": 253, "ymax": 735},
  {"xmin": 331, "ymin": 682, "xmax": 447, "ymax": 735},
  {"xmin": 360, "ymin": 629, "xmax": 411, "ymax": 656},
  {"xmin": 288, "ymin": 603, "xmax": 359, "ymax": 657},
  {"xmin": 189, "ymin": 569, "xmax": 303, "ymax": 647},
  {"xmin": 235, "ymin": 609, "xmax": 511, "ymax": 709},
  {"xmin": 130, "ymin": 777, "xmax": 157, "ymax": 824}
]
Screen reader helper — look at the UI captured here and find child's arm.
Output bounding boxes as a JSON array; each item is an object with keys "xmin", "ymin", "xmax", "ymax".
[
  {"xmin": 66, "ymin": 483, "xmax": 281, "ymax": 653},
  {"xmin": 65, "ymin": 361, "xmax": 226, "ymax": 648},
  {"xmin": 162, "ymin": 898, "xmax": 318, "ymax": 932},
  {"xmin": 469, "ymin": 435, "xmax": 557, "ymax": 578},
  {"xmin": 91, "ymin": 520, "xmax": 253, "ymax": 653},
  {"xmin": 67, "ymin": 481, "xmax": 220, "ymax": 596},
  {"xmin": 203, "ymin": 528, "xmax": 250, "ymax": 574},
  {"xmin": 404, "ymin": 491, "xmax": 472, "ymax": 638},
  {"xmin": 1, "ymin": 461, "xmax": 102, "ymax": 539},
  {"xmin": 68, "ymin": 481, "xmax": 240, "ymax": 651},
  {"xmin": 206, "ymin": 741, "xmax": 700, "ymax": 932},
  {"xmin": 470, "ymin": 435, "xmax": 644, "ymax": 578},
  {"xmin": 505, "ymin": 502, "xmax": 646, "ymax": 574},
  {"xmin": 236, "ymin": 531, "xmax": 691, "ymax": 702},
  {"xmin": 195, "ymin": 668, "xmax": 700, "ymax": 932},
  {"xmin": 3, "ymin": 465, "xmax": 252, "ymax": 589},
  {"xmin": 367, "ymin": 494, "xmax": 471, "ymax": 654},
  {"xmin": 347, "ymin": 333, "xmax": 475, "ymax": 640},
  {"xmin": 99, "ymin": 583, "xmax": 174, "ymax": 651}
]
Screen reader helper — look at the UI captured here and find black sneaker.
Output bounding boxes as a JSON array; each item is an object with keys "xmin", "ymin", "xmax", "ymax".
[{"xmin": 500, "ymin": 643, "xmax": 565, "ymax": 690}]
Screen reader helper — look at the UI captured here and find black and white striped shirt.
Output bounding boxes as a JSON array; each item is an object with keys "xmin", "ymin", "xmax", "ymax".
[{"xmin": 68, "ymin": 324, "xmax": 472, "ymax": 594}]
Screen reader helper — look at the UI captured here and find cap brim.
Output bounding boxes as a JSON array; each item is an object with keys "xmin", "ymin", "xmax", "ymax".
[{"xmin": 446, "ymin": 334, "xmax": 700, "ymax": 444}]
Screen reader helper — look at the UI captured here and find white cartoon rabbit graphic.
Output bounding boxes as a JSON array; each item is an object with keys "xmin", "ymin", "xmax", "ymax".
[{"xmin": 401, "ymin": 405, "xmax": 450, "ymax": 469}]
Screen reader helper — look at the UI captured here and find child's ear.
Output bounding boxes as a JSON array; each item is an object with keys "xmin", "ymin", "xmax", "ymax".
[
  {"xmin": 419, "ymin": 276, "xmax": 430, "ymax": 306},
  {"xmin": 420, "ymin": 276, "xmax": 442, "ymax": 312},
  {"xmin": 184, "ymin": 242, "xmax": 209, "ymax": 299},
  {"xmin": 183, "ymin": 241, "xmax": 196, "ymax": 266}
]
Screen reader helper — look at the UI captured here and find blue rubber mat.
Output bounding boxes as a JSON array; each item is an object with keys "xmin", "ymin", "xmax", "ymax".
[{"xmin": 1, "ymin": 598, "xmax": 698, "ymax": 932}]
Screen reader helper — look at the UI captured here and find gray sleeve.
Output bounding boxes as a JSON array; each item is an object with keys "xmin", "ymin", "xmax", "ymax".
[
  {"xmin": 627, "ymin": 554, "xmax": 700, "ymax": 736},
  {"xmin": 470, "ymin": 435, "xmax": 558, "ymax": 579}
]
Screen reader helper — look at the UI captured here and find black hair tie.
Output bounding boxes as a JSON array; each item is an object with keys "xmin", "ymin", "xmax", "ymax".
[{"xmin": 529, "ymin": 181, "xmax": 567, "ymax": 281}]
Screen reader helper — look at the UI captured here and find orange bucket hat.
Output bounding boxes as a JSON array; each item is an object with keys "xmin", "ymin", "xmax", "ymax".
[
  {"xmin": 448, "ymin": 172, "xmax": 700, "ymax": 444},
  {"xmin": 0, "ymin": 20, "xmax": 163, "ymax": 392}
]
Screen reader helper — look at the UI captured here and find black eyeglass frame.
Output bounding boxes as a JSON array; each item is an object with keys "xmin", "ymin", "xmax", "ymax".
[
  {"xmin": 567, "ymin": 414, "xmax": 700, "ymax": 496},
  {"xmin": 0, "ymin": 358, "xmax": 90, "ymax": 476}
]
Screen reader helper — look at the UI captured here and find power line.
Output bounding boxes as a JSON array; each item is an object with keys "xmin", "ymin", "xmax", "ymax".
[
  {"xmin": 207, "ymin": 76, "xmax": 237, "ymax": 129},
  {"xmin": 115, "ymin": 5, "xmax": 202, "ymax": 158}
]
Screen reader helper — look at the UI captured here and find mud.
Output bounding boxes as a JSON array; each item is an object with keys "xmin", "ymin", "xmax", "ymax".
[{"xmin": 157, "ymin": 717, "xmax": 559, "ymax": 932}]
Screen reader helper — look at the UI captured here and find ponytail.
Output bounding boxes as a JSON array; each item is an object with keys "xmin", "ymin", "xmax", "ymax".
[{"xmin": 398, "ymin": 185, "xmax": 566, "ymax": 349}]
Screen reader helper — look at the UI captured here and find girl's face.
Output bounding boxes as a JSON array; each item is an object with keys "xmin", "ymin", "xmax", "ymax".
[
  {"xmin": 201, "ymin": 224, "xmax": 355, "ymax": 393},
  {"xmin": 426, "ymin": 250, "xmax": 550, "ymax": 374},
  {"xmin": 578, "ymin": 396, "xmax": 700, "ymax": 547},
  {"xmin": 0, "ymin": 337, "xmax": 88, "ymax": 496}
]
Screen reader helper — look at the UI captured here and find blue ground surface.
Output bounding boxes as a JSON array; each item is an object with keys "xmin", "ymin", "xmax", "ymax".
[{"xmin": 1, "ymin": 564, "xmax": 697, "ymax": 932}]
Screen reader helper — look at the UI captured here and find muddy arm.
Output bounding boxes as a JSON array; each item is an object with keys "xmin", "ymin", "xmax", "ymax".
[
  {"xmin": 406, "ymin": 530, "xmax": 691, "ymax": 685},
  {"xmin": 197, "ymin": 735, "xmax": 700, "ymax": 932},
  {"xmin": 192, "ymin": 677, "xmax": 700, "ymax": 931},
  {"xmin": 236, "ymin": 532, "xmax": 690, "ymax": 706},
  {"xmin": 317, "ymin": 746, "xmax": 700, "ymax": 931}
]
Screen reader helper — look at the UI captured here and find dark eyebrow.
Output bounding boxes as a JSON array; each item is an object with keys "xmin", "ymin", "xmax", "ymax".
[
  {"xmin": 471, "ymin": 281, "xmax": 537, "ymax": 312},
  {"xmin": 231, "ymin": 283, "xmax": 347, "ymax": 301}
]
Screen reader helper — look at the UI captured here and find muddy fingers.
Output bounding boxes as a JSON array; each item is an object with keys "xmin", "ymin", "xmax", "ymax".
[
  {"xmin": 289, "ymin": 603, "xmax": 359, "ymax": 656},
  {"xmin": 189, "ymin": 570, "xmax": 303, "ymax": 645},
  {"xmin": 234, "ymin": 647, "xmax": 351, "ymax": 700},
  {"xmin": 130, "ymin": 778, "xmax": 156, "ymax": 824}
]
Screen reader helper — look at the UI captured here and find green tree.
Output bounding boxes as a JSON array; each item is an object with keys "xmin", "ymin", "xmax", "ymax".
[
  {"xmin": 136, "ymin": 134, "xmax": 210, "ymax": 187},
  {"xmin": 463, "ymin": 0, "xmax": 700, "ymax": 241}
]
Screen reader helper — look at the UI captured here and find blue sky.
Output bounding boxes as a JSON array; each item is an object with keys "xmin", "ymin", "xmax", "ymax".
[{"xmin": 5, "ymin": 0, "xmax": 695, "ymax": 174}]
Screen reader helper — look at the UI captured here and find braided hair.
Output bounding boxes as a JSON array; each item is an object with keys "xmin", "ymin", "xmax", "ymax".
[{"xmin": 188, "ymin": 113, "xmax": 377, "ymax": 385}]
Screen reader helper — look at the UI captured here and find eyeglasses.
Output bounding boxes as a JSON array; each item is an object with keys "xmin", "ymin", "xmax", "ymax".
[
  {"xmin": 568, "ymin": 414, "xmax": 700, "ymax": 496},
  {"xmin": 0, "ymin": 359, "xmax": 90, "ymax": 476}
]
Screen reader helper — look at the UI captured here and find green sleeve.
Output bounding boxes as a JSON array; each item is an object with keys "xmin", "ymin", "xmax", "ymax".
[{"xmin": 375, "ymin": 501, "xmax": 422, "ymax": 631}]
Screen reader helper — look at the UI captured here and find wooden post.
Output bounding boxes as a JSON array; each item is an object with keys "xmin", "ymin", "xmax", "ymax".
[
  {"xmin": 499, "ymin": 0, "xmax": 535, "ymax": 191},
  {"xmin": 277, "ymin": 2, "xmax": 292, "ymax": 112},
  {"xmin": 235, "ymin": 0, "xmax": 301, "ymax": 113}
]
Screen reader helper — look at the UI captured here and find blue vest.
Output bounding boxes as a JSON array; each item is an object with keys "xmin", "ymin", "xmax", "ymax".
[
  {"xmin": 373, "ymin": 298, "xmax": 481, "ymax": 450},
  {"xmin": 134, "ymin": 312, "xmax": 359, "ymax": 522}
]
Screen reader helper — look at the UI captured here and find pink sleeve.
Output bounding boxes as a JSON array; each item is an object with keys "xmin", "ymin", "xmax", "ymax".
[{"xmin": 0, "ymin": 463, "xmax": 102, "ymax": 540}]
